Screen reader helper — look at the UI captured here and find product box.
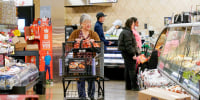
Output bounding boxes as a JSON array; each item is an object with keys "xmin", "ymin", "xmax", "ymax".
[
  {"xmin": 68, "ymin": 58, "xmax": 86, "ymax": 73},
  {"xmin": 26, "ymin": 44, "xmax": 39, "ymax": 51},
  {"xmin": 15, "ymin": 48, "xmax": 24, "ymax": 51},
  {"xmin": 12, "ymin": 36, "xmax": 20, "ymax": 44},
  {"xmin": 24, "ymin": 27, "xmax": 31, "ymax": 35},
  {"xmin": 138, "ymin": 88, "xmax": 191, "ymax": 100},
  {"xmin": 15, "ymin": 37, "xmax": 27, "ymax": 49}
]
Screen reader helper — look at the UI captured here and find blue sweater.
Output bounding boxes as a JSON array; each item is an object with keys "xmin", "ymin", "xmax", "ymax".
[
  {"xmin": 94, "ymin": 21, "xmax": 109, "ymax": 45},
  {"xmin": 45, "ymin": 55, "xmax": 51, "ymax": 65}
]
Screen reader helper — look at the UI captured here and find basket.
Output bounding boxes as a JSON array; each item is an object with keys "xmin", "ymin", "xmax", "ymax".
[{"xmin": 62, "ymin": 41, "xmax": 104, "ymax": 78}]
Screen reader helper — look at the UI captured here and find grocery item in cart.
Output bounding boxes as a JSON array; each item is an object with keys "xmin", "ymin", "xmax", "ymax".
[
  {"xmin": 73, "ymin": 39, "xmax": 100, "ymax": 49},
  {"xmin": 68, "ymin": 58, "xmax": 86, "ymax": 73}
]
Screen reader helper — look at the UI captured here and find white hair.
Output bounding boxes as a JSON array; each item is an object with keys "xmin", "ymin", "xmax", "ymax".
[{"xmin": 80, "ymin": 14, "xmax": 92, "ymax": 24}]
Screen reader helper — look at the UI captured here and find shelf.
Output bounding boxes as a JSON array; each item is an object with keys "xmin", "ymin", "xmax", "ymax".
[
  {"xmin": 104, "ymin": 54, "xmax": 122, "ymax": 58},
  {"xmin": 8, "ymin": 51, "xmax": 39, "ymax": 69},
  {"xmin": 104, "ymin": 63, "xmax": 124, "ymax": 68},
  {"xmin": 0, "ymin": 24, "xmax": 17, "ymax": 30},
  {"xmin": 26, "ymin": 35, "xmax": 40, "ymax": 40},
  {"xmin": 104, "ymin": 59, "xmax": 124, "ymax": 64},
  {"xmin": 0, "ymin": 77, "xmax": 39, "ymax": 94}
]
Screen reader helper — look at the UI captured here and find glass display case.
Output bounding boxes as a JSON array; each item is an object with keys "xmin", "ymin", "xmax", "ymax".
[
  {"xmin": 157, "ymin": 23, "xmax": 200, "ymax": 99},
  {"xmin": 104, "ymin": 39, "xmax": 124, "ymax": 68}
]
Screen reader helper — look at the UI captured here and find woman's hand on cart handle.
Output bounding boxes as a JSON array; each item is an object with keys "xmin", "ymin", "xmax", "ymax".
[
  {"xmin": 75, "ymin": 38, "xmax": 81, "ymax": 42},
  {"xmin": 90, "ymin": 39, "xmax": 95, "ymax": 42},
  {"xmin": 133, "ymin": 55, "xmax": 137, "ymax": 60}
]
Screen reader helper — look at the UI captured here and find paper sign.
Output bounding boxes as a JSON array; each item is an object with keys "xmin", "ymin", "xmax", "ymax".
[
  {"xmin": 15, "ymin": 0, "xmax": 33, "ymax": 7},
  {"xmin": 41, "ymin": 40, "xmax": 50, "ymax": 50},
  {"xmin": 44, "ymin": 34, "xmax": 48, "ymax": 40}
]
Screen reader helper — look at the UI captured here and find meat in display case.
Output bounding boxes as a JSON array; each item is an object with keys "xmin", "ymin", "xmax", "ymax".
[{"xmin": 157, "ymin": 23, "xmax": 200, "ymax": 99}]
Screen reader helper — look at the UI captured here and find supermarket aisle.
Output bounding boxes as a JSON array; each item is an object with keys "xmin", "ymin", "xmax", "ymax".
[
  {"xmin": 37, "ymin": 81, "xmax": 138, "ymax": 100},
  {"xmin": 40, "ymin": 47, "xmax": 138, "ymax": 100}
]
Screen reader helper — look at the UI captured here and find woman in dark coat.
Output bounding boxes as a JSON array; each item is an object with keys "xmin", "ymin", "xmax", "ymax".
[{"xmin": 118, "ymin": 17, "xmax": 140, "ymax": 91}]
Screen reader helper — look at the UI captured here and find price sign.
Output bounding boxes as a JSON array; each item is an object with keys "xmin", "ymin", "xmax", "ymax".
[{"xmin": 41, "ymin": 40, "xmax": 51, "ymax": 50}]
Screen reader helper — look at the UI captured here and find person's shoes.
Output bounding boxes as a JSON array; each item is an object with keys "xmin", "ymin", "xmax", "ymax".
[
  {"xmin": 46, "ymin": 80, "xmax": 50, "ymax": 84},
  {"xmin": 89, "ymin": 96, "xmax": 95, "ymax": 100},
  {"xmin": 79, "ymin": 97, "xmax": 86, "ymax": 100},
  {"xmin": 126, "ymin": 88, "xmax": 132, "ymax": 90}
]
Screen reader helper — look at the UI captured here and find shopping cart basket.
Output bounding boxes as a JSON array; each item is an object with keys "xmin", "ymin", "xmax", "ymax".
[{"xmin": 61, "ymin": 41, "xmax": 104, "ymax": 100}]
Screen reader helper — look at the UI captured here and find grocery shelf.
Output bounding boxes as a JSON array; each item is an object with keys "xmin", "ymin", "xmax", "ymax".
[
  {"xmin": 25, "ymin": 35, "xmax": 40, "ymax": 40},
  {"xmin": 0, "ymin": 77, "xmax": 39, "ymax": 94},
  {"xmin": 8, "ymin": 51, "xmax": 39, "ymax": 68},
  {"xmin": 26, "ymin": 78, "xmax": 39, "ymax": 91},
  {"xmin": 0, "ymin": 24, "xmax": 17, "ymax": 30},
  {"xmin": 104, "ymin": 63, "xmax": 124, "ymax": 68}
]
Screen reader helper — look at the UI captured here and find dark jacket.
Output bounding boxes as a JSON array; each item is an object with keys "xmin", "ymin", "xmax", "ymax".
[
  {"xmin": 118, "ymin": 27, "xmax": 138, "ymax": 57},
  {"xmin": 94, "ymin": 21, "xmax": 109, "ymax": 45}
]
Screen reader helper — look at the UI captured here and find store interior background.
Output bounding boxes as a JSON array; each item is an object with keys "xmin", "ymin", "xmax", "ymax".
[{"xmin": 32, "ymin": 0, "xmax": 200, "ymax": 81}]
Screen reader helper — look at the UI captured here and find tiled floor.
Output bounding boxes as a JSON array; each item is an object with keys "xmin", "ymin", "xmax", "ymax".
[{"xmin": 37, "ymin": 81, "xmax": 138, "ymax": 100}]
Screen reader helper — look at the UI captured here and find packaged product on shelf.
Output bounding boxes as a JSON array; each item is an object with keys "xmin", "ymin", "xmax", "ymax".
[
  {"xmin": 0, "ymin": 62, "xmax": 39, "ymax": 90},
  {"xmin": 26, "ymin": 44, "xmax": 39, "ymax": 51}
]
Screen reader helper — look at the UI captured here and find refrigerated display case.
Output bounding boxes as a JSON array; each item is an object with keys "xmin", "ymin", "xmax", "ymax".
[
  {"xmin": 104, "ymin": 39, "xmax": 124, "ymax": 68},
  {"xmin": 156, "ymin": 23, "xmax": 200, "ymax": 99}
]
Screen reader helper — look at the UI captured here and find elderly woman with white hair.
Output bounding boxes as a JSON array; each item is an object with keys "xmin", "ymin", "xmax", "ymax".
[
  {"xmin": 105, "ymin": 19, "xmax": 123, "ymax": 36},
  {"xmin": 68, "ymin": 14, "xmax": 100, "ymax": 99}
]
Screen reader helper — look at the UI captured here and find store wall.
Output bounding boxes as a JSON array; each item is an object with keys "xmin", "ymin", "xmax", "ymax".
[
  {"xmin": 34, "ymin": 0, "xmax": 65, "ymax": 27},
  {"xmin": 33, "ymin": 0, "xmax": 40, "ymax": 19},
  {"xmin": 65, "ymin": 0, "xmax": 200, "ymax": 33}
]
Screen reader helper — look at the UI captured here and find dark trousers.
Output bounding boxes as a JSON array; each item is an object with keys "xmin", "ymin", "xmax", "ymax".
[
  {"xmin": 122, "ymin": 52, "xmax": 138, "ymax": 90},
  {"xmin": 45, "ymin": 65, "xmax": 51, "ymax": 80},
  {"xmin": 77, "ymin": 78, "xmax": 95, "ymax": 98}
]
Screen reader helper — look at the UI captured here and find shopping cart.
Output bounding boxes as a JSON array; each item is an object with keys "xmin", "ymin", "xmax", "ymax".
[{"xmin": 61, "ymin": 41, "xmax": 104, "ymax": 100}]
